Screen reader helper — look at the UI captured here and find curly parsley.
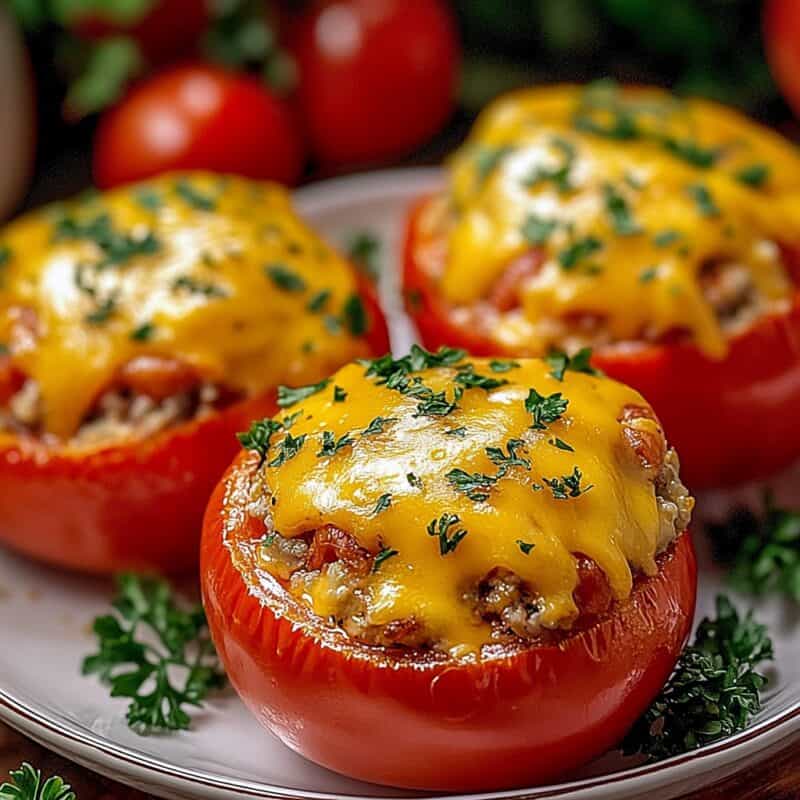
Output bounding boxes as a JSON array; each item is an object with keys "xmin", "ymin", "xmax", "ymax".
[{"xmin": 0, "ymin": 764, "xmax": 75, "ymax": 800}]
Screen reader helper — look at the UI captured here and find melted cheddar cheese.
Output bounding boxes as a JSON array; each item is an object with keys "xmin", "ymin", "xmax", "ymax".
[
  {"xmin": 440, "ymin": 83, "xmax": 800, "ymax": 358},
  {"xmin": 0, "ymin": 172, "xmax": 373, "ymax": 439},
  {"xmin": 241, "ymin": 352, "xmax": 681, "ymax": 658}
]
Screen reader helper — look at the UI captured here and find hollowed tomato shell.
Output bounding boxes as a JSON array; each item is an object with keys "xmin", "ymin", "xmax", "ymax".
[
  {"xmin": 403, "ymin": 196, "xmax": 800, "ymax": 489},
  {"xmin": 0, "ymin": 277, "xmax": 389, "ymax": 575},
  {"xmin": 201, "ymin": 452, "xmax": 698, "ymax": 792}
]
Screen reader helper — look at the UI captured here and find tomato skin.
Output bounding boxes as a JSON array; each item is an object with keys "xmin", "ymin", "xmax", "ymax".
[
  {"xmin": 201, "ymin": 452, "xmax": 697, "ymax": 791},
  {"xmin": 764, "ymin": 0, "xmax": 800, "ymax": 118},
  {"xmin": 403, "ymin": 197, "xmax": 800, "ymax": 489},
  {"xmin": 289, "ymin": 0, "xmax": 459, "ymax": 167},
  {"xmin": 0, "ymin": 281, "xmax": 387, "ymax": 574},
  {"xmin": 71, "ymin": 0, "xmax": 208, "ymax": 63},
  {"xmin": 93, "ymin": 64, "xmax": 305, "ymax": 190}
]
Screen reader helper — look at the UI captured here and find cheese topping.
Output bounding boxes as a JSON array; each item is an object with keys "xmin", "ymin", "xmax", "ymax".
[
  {"xmin": 0, "ymin": 172, "xmax": 372, "ymax": 438},
  {"xmin": 240, "ymin": 352, "xmax": 676, "ymax": 657},
  {"xmin": 441, "ymin": 83, "xmax": 800, "ymax": 358}
]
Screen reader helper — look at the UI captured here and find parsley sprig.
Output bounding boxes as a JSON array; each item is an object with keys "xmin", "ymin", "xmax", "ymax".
[
  {"xmin": 426, "ymin": 513, "xmax": 469, "ymax": 555},
  {"xmin": 0, "ymin": 764, "xmax": 75, "ymax": 800},
  {"xmin": 623, "ymin": 596, "xmax": 773, "ymax": 761},
  {"xmin": 546, "ymin": 347, "xmax": 600, "ymax": 381},
  {"xmin": 82, "ymin": 574, "xmax": 225, "ymax": 733}
]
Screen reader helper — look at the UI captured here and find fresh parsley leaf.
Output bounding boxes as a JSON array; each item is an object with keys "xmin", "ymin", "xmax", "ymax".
[
  {"xmin": 86, "ymin": 296, "xmax": 117, "ymax": 325},
  {"xmin": 623, "ymin": 596, "xmax": 773, "ymax": 761},
  {"xmin": 486, "ymin": 438, "xmax": 531, "ymax": 471},
  {"xmin": 134, "ymin": 188, "xmax": 162, "ymax": 211},
  {"xmin": 277, "ymin": 378, "xmax": 330, "ymax": 408},
  {"xmin": 735, "ymin": 163, "xmax": 770, "ymax": 188},
  {"xmin": 237, "ymin": 418, "xmax": 283, "ymax": 465},
  {"xmin": 82, "ymin": 574, "xmax": 224, "ymax": 733},
  {"xmin": 475, "ymin": 145, "xmax": 513, "ymax": 181},
  {"xmin": 445, "ymin": 426, "xmax": 468, "ymax": 437},
  {"xmin": 521, "ymin": 214, "xmax": 558, "ymax": 245},
  {"xmin": 346, "ymin": 232, "xmax": 381, "ymax": 280},
  {"xmin": 526, "ymin": 388, "xmax": 568, "ymax": 430},
  {"xmin": 446, "ymin": 468, "xmax": 497, "ymax": 502},
  {"xmin": 55, "ymin": 213, "xmax": 160, "ymax": 269},
  {"xmin": 523, "ymin": 136, "xmax": 576, "ymax": 193},
  {"xmin": 373, "ymin": 546, "xmax": 399, "ymax": 571},
  {"xmin": 558, "ymin": 235, "xmax": 603, "ymax": 270},
  {"xmin": 603, "ymin": 183, "xmax": 642, "ymax": 235},
  {"xmin": 174, "ymin": 180, "xmax": 215, "ymax": 211},
  {"xmin": 316, "ymin": 430, "xmax": 353, "ymax": 458},
  {"xmin": 333, "ymin": 385, "xmax": 347, "ymax": 402},
  {"xmin": 371, "ymin": 493, "xmax": 392, "ymax": 516},
  {"xmin": 265, "ymin": 263, "xmax": 306, "ymax": 292},
  {"xmin": 549, "ymin": 437, "xmax": 574, "ymax": 451},
  {"xmin": 489, "ymin": 359, "xmax": 520, "ymax": 373},
  {"xmin": 129, "ymin": 321, "xmax": 156, "ymax": 341},
  {"xmin": 268, "ymin": 432, "xmax": 307, "ymax": 466},
  {"xmin": 660, "ymin": 137, "xmax": 720, "ymax": 169},
  {"xmin": 426, "ymin": 513, "xmax": 468, "ymax": 555},
  {"xmin": 653, "ymin": 229, "xmax": 682, "ymax": 248},
  {"xmin": 546, "ymin": 347, "xmax": 599, "ymax": 381},
  {"xmin": 454, "ymin": 364, "xmax": 507, "ymax": 391},
  {"xmin": 0, "ymin": 245, "xmax": 12, "ymax": 268},
  {"xmin": 172, "ymin": 275, "xmax": 227, "ymax": 298},
  {"xmin": 407, "ymin": 472, "xmax": 422, "ymax": 489},
  {"xmin": 0, "ymin": 764, "xmax": 75, "ymax": 800},
  {"xmin": 706, "ymin": 494, "xmax": 800, "ymax": 600},
  {"xmin": 307, "ymin": 289, "xmax": 331, "ymax": 313},
  {"xmin": 639, "ymin": 266, "xmax": 659, "ymax": 284},
  {"xmin": 343, "ymin": 294, "xmax": 367, "ymax": 336},
  {"xmin": 543, "ymin": 466, "xmax": 593, "ymax": 499},
  {"xmin": 516, "ymin": 539, "xmax": 535, "ymax": 555},
  {"xmin": 687, "ymin": 183, "xmax": 720, "ymax": 217},
  {"xmin": 362, "ymin": 416, "xmax": 397, "ymax": 436}
]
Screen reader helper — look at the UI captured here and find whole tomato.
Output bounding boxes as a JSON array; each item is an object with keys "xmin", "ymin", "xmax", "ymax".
[
  {"xmin": 93, "ymin": 63, "xmax": 305, "ymax": 189},
  {"xmin": 764, "ymin": 0, "xmax": 800, "ymax": 117},
  {"xmin": 289, "ymin": 0, "xmax": 460, "ymax": 167},
  {"xmin": 69, "ymin": 0, "xmax": 208, "ymax": 63}
]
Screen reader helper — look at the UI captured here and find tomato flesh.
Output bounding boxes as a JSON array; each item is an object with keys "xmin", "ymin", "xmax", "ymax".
[
  {"xmin": 403, "ymin": 197, "xmax": 800, "ymax": 489},
  {"xmin": 201, "ymin": 452, "xmax": 697, "ymax": 791}
]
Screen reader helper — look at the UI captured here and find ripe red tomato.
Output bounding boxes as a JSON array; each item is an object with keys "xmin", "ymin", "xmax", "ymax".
[
  {"xmin": 764, "ymin": 0, "xmax": 800, "ymax": 117},
  {"xmin": 289, "ymin": 0, "xmax": 460, "ymax": 167},
  {"xmin": 201, "ymin": 452, "xmax": 696, "ymax": 791},
  {"xmin": 93, "ymin": 64, "xmax": 305, "ymax": 189},
  {"xmin": 70, "ymin": 0, "xmax": 208, "ymax": 63},
  {"xmin": 403, "ymin": 197, "xmax": 800, "ymax": 489}
]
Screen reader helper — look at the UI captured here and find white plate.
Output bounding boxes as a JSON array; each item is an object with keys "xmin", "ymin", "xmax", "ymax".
[{"xmin": 1, "ymin": 168, "xmax": 799, "ymax": 800}]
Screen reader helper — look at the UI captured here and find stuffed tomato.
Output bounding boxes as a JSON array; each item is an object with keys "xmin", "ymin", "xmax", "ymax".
[
  {"xmin": 0, "ymin": 172, "xmax": 388, "ymax": 573},
  {"xmin": 404, "ymin": 82, "xmax": 800, "ymax": 488},
  {"xmin": 202, "ymin": 348, "xmax": 697, "ymax": 791}
]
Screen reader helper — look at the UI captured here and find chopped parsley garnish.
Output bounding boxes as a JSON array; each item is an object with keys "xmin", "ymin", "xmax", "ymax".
[
  {"xmin": 486, "ymin": 438, "xmax": 531, "ymax": 471},
  {"xmin": 521, "ymin": 214, "xmax": 558, "ymax": 245},
  {"xmin": 653, "ymin": 229, "xmax": 682, "ymax": 248},
  {"xmin": 0, "ymin": 763, "xmax": 75, "ymax": 800},
  {"xmin": 343, "ymin": 294, "xmax": 367, "ymax": 336},
  {"xmin": 426, "ymin": 513, "xmax": 468, "ymax": 555},
  {"xmin": 346, "ymin": 231, "xmax": 381, "ymax": 280},
  {"xmin": 706, "ymin": 494, "xmax": 800, "ymax": 600},
  {"xmin": 475, "ymin": 145, "xmax": 513, "ymax": 181},
  {"xmin": 277, "ymin": 378, "xmax": 331, "ymax": 408},
  {"xmin": 0, "ymin": 245, "xmax": 11, "ymax": 268},
  {"xmin": 526, "ymin": 388, "xmax": 568, "ymax": 430},
  {"xmin": 172, "ymin": 275, "xmax": 227, "ymax": 298},
  {"xmin": 134, "ymin": 188, "xmax": 162, "ymax": 211},
  {"xmin": 639, "ymin": 266, "xmax": 659, "ymax": 284},
  {"xmin": 317, "ymin": 430, "xmax": 354, "ymax": 457},
  {"xmin": 558, "ymin": 235, "xmax": 603, "ymax": 270},
  {"xmin": 268, "ymin": 432, "xmax": 307, "ymax": 467},
  {"xmin": 174, "ymin": 180, "xmax": 215, "ymax": 211},
  {"xmin": 523, "ymin": 137, "xmax": 576, "ymax": 193},
  {"xmin": 687, "ymin": 183, "xmax": 720, "ymax": 217},
  {"xmin": 265, "ymin": 263, "xmax": 306, "ymax": 292},
  {"xmin": 543, "ymin": 466, "xmax": 593, "ymax": 499},
  {"xmin": 413, "ymin": 389, "xmax": 459, "ymax": 418},
  {"xmin": 454, "ymin": 364, "xmax": 507, "ymax": 391},
  {"xmin": 489, "ymin": 359, "xmax": 520, "ymax": 373},
  {"xmin": 361, "ymin": 416, "xmax": 397, "ymax": 436},
  {"xmin": 407, "ymin": 472, "xmax": 422, "ymax": 489},
  {"xmin": 85, "ymin": 296, "xmax": 116, "ymax": 325},
  {"xmin": 623, "ymin": 596, "xmax": 772, "ymax": 761},
  {"xmin": 307, "ymin": 289, "xmax": 331, "ymax": 313},
  {"xmin": 735, "ymin": 163, "xmax": 770, "ymax": 188},
  {"xmin": 237, "ymin": 419, "xmax": 283, "ymax": 465},
  {"xmin": 129, "ymin": 321, "xmax": 156, "ymax": 341},
  {"xmin": 603, "ymin": 183, "xmax": 642, "ymax": 236},
  {"xmin": 445, "ymin": 426, "xmax": 467, "ymax": 437},
  {"xmin": 82, "ymin": 573, "xmax": 224, "ymax": 733},
  {"xmin": 373, "ymin": 546, "xmax": 399, "ymax": 571},
  {"xmin": 546, "ymin": 347, "xmax": 599, "ymax": 381},
  {"xmin": 446, "ymin": 468, "xmax": 497, "ymax": 502},
  {"xmin": 517, "ymin": 539, "xmax": 535, "ymax": 555},
  {"xmin": 333, "ymin": 385, "xmax": 347, "ymax": 403},
  {"xmin": 371, "ymin": 493, "xmax": 392, "ymax": 516},
  {"xmin": 661, "ymin": 137, "xmax": 720, "ymax": 169},
  {"xmin": 549, "ymin": 437, "xmax": 574, "ymax": 452}
]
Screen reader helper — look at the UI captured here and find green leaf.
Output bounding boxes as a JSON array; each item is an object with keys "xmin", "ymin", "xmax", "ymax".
[
  {"xmin": 277, "ymin": 378, "xmax": 330, "ymax": 408},
  {"xmin": 0, "ymin": 763, "xmax": 75, "ymax": 800}
]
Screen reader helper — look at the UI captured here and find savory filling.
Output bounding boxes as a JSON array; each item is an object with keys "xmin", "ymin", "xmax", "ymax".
[{"xmin": 237, "ymin": 354, "xmax": 694, "ymax": 655}]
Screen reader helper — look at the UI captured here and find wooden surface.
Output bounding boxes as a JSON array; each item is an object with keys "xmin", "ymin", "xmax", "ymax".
[{"xmin": 1, "ymin": 721, "xmax": 798, "ymax": 800}]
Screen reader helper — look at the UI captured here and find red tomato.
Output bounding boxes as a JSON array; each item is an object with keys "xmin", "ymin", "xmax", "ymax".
[
  {"xmin": 403, "ymin": 197, "xmax": 800, "ymax": 490},
  {"xmin": 201, "ymin": 452, "xmax": 697, "ymax": 791},
  {"xmin": 0, "ymin": 280, "xmax": 388, "ymax": 575},
  {"xmin": 289, "ymin": 0, "xmax": 459, "ymax": 167},
  {"xmin": 765, "ymin": 0, "xmax": 800, "ymax": 117},
  {"xmin": 93, "ymin": 64, "xmax": 305, "ymax": 189},
  {"xmin": 70, "ymin": 0, "xmax": 208, "ymax": 63}
]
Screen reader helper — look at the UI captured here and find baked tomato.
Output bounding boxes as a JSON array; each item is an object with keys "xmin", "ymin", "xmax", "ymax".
[
  {"xmin": 202, "ymin": 452, "xmax": 696, "ymax": 791},
  {"xmin": 404, "ymin": 197, "xmax": 800, "ymax": 490},
  {"xmin": 764, "ymin": 0, "xmax": 800, "ymax": 119},
  {"xmin": 288, "ymin": 0, "xmax": 459, "ymax": 167},
  {"xmin": 93, "ymin": 63, "xmax": 305, "ymax": 189}
]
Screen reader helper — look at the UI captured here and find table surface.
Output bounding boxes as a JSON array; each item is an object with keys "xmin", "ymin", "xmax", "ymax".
[{"xmin": 1, "ymin": 721, "xmax": 798, "ymax": 800}]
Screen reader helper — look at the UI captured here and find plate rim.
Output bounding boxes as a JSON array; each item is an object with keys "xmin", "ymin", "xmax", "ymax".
[{"xmin": 3, "ymin": 166, "xmax": 800, "ymax": 800}]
